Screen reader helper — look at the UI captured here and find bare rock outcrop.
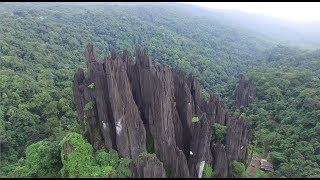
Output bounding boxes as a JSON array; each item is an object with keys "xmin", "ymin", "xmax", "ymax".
[
  {"xmin": 74, "ymin": 44, "xmax": 146, "ymax": 159},
  {"xmin": 235, "ymin": 74, "xmax": 256, "ymax": 108},
  {"xmin": 211, "ymin": 142, "xmax": 230, "ymax": 177},
  {"xmin": 132, "ymin": 154, "xmax": 166, "ymax": 178},
  {"xmin": 226, "ymin": 117, "xmax": 250, "ymax": 163},
  {"xmin": 73, "ymin": 44, "xmax": 252, "ymax": 178},
  {"xmin": 188, "ymin": 113, "xmax": 211, "ymax": 177}
]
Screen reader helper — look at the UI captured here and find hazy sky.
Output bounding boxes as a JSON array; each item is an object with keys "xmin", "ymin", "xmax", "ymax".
[{"xmin": 182, "ymin": 2, "xmax": 320, "ymax": 23}]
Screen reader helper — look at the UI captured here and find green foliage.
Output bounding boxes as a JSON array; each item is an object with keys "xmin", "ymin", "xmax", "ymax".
[
  {"xmin": 0, "ymin": 2, "xmax": 319, "ymax": 178},
  {"xmin": 59, "ymin": 132, "xmax": 96, "ymax": 177},
  {"xmin": 203, "ymin": 163, "xmax": 214, "ymax": 178},
  {"xmin": 232, "ymin": 161, "xmax": 247, "ymax": 178},
  {"xmin": 7, "ymin": 141, "xmax": 61, "ymax": 178},
  {"xmin": 25, "ymin": 141, "xmax": 61, "ymax": 177},
  {"xmin": 165, "ymin": 166, "xmax": 172, "ymax": 178},
  {"xmin": 95, "ymin": 149, "xmax": 119, "ymax": 168},
  {"xmin": 83, "ymin": 101, "xmax": 94, "ymax": 112},
  {"xmin": 0, "ymin": 105, "xmax": 5, "ymax": 153},
  {"xmin": 255, "ymin": 169, "xmax": 268, "ymax": 178},
  {"xmin": 0, "ymin": 3, "xmax": 273, "ymax": 176},
  {"xmin": 59, "ymin": 132, "xmax": 132, "ymax": 178},
  {"xmin": 104, "ymin": 166, "xmax": 117, "ymax": 178},
  {"xmin": 146, "ymin": 135, "xmax": 155, "ymax": 154},
  {"xmin": 116, "ymin": 157, "xmax": 132, "ymax": 178},
  {"xmin": 268, "ymin": 151, "xmax": 286, "ymax": 170},
  {"xmin": 139, "ymin": 151, "xmax": 157, "ymax": 160},
  {"xmin": 241, "ymin": 46, "xmax": 320, "ymax": 177},
  {"xmin": 202, "ymin": 89, "xmax": 210, "ymax": 101},
  {"xmin": 192, "ymin": 116, "xmax": 199, "ymax": 123},
  {"xmin": 212, "ymin": 123, "xmax": 227, "ymax": 141},
  {"xmin": 9, "ymin": 163, "xmax": 30, "ymax": 178}
]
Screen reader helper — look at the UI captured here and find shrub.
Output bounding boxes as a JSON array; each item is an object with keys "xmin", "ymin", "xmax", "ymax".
[
  {"xmin": 59, "ymin": 133, "xmax": 132, "ymax": 178},
  {"xmin": 10, "ymin": 165, "xmax": 30, "ymax": 178},
  {"xmin": 165, "ymin": 167, "xmax": 172, "ymax": 177},
  {"xmin": 232, "ymin": 161, "xmax": 247, "ymax": 178},
  {"xmin": 25, "ymin": 140, "xmax": 60, "ymax": 177},
  {"xmin": 59, "ymin": 132, "xmax": 95, "ymax": 177},
  {"xmin": 192, "ymin": 116, "xmax": 199, "ymax": 123},
  {"xmin": 212, "ymin": 123, "xmax": 227, "ymax": 141},
  {"xmin": 255, "ymin": 169, "xmax": 268, "ymax": 178},
  {"xmin": 268, "ymin": 151, "xmax": 286, "ymax": 169},
  {"xmin": 116, "ymin": 157, "xmax": 132, "ymax": 178},
  {"xmin": 83, "ymin": 101, "xmax": 94, "ymax": 111},
  {"xmin": 104, "ymin": 166, "xmax": 117, "ymax": 178},
  {"xmin": 203, "ymin": 163, "xmax": 214, "ymax": 177},
  {"xmin": 95, "ymin": 149, "xmax": 119, "ymax": 167},
  {"xmin": 139, "ymin": 151, "xmax": 157, "ymax": 160},
  {"xmin": 146, "ymin": 136, "xmax": 155, "ymax": 154}
]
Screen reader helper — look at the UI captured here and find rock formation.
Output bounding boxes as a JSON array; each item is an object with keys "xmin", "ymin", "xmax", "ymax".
[
  {"xmin": 73, "ymin": 44, "xmax": 252, "ymax": 178},
  {"xmin": 132, "ymin": 154, "xmax": 166, "ymax": 178},
  {"xmin": 235, "ymin": 74, "xmax": 256, "ymax": 108}
]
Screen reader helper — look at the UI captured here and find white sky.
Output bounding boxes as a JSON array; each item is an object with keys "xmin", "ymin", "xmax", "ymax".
[{"xmin": 182, "ymin": 2, "xmax": 320, "ymax": 23}]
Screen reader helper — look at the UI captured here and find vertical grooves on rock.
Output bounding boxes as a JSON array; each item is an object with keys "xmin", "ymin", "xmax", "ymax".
[
  {"xmin": 235, "ymin": 74, "xmax": 256, "ymax": 108},
  {"xmin": 104, "ymin": 78, "xmax": 118, "ymax": 150},
  {"xmin": 73, "ymin": 44, "xmax": 253, "ymax": 178}
]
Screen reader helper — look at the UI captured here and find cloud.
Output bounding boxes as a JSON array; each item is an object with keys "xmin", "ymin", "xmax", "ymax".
[{"xmin": 181, "ymin": 2, "xmax": 320, "ymax": 23}]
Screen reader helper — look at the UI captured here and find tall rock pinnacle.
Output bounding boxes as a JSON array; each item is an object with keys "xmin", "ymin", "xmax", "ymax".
[
  {"xmin": 73, "ymin": 44, "xmax": 251, "ymax": 178},
  {"xmin": 235, "ymin": 74, "xmax": 257, "ymax": 108}
]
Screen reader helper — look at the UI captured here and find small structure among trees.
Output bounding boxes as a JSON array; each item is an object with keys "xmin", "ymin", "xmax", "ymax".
[{"xmin": 260, "ymin": 159, "xmax": 274, "ymax": 172}]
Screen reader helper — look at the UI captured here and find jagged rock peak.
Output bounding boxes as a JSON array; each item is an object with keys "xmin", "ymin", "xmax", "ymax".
[
  {"xmin": 136, "ymin": 47, "xmax": 153, "ymax": 68},
  {"xmin": 85, "ymin": 43, "xmax": 96, "ymax": 63},
  {"xmin": 73, "ymin": 44, "xmax": 252, "ymax": 178},
  {"xmin": 235, "ymin": 74, "xmax": 256, "ymax": 108}
]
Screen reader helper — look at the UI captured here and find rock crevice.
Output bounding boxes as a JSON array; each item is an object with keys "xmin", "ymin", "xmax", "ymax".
[{"xmin": 73, "ymin": 44, "xmax": 252, "ymax": 178}]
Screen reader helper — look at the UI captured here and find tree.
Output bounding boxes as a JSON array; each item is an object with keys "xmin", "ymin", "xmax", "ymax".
[
  {"xmin": 59, "ymin": 132, "xmax": 96, "ymax": 177},
  {"xmin": 59, "ymin": 132, "xmax": 132, "ymax": 178},
  {"xmin": 203, "ymin": 163, "xmax": 214, "ymax": 177},
  {"xmin": 212, "ymin": 123, "xmax": 227, "ymax": 141},
  {"xmin": 231, "ymin": 161, "xmax": 247, "ymax": 178},
  {"xmin": 25, "ymin": 140, "xmax": 61, "ymax": 177}
]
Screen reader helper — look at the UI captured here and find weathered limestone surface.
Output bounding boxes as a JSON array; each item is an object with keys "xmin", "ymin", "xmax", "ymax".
[
  {"xmin": 211, "ymin": 142, "xmax": 229, "ymax": 178},
  {"xmin": 188, "ymin": 113, "xmax": 211, "ymax": 177},
  {"xmin": 235, "ymin": 74, "xmax": 257, "ymax": 108},
  {"xmin": 132, "ymin": 155, "xmax": 166, "ymax": 178},
  {"xmin": 73, "ymin": 44, "xmax": 253, "ymax": 178},
  {"xmin": 225, "ymin": 116, "xmax": 250, "ymax": 162}
]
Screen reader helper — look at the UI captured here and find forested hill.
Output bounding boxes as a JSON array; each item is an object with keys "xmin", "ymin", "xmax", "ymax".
[
  {"xmin": 239, "ymin": 46, "xmax": 320, "ymax": 177},
  {"xmin": 0, "ymin": 2, "xmax": 274, "ymax": 95},
  {"xmin": 196, "ymin": 7, "xmax": 320, "ymax": 50},
  {"xmin": 0, "ymin": 3, "xmax": 274, "ymax": 176},
  {"xmin": 0, "ymin": 2, "xmax": 319, "ymax": 178}
]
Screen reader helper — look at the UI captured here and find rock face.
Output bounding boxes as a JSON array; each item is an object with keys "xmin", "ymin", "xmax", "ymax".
[
  {"xmin": 235, "ymin": 74, "xmax": 256, "ymax": 108},
  {"xmin": 73, "ymin": 44, "xmax": 252, "ymax": 178},
  {"xmin": 211, "ymin": 142, "xmax": 229, "ymax": 177},
  {"xmin": 132, "ymin": 154, "xmax": 166, "ymax": 178}
]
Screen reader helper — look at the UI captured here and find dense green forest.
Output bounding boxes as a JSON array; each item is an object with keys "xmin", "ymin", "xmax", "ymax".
[
  {"xmin": 240, "ymin": 45, "xmax": 320, "ymax": 177},
  {"xmin": 0, "ymin": 2, "xmax": 319, "ymax": 178}
]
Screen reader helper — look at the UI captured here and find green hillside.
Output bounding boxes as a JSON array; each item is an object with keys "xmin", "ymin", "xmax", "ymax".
[{"xmin": 0, "ymin": 2, "xmax": 319, "ymax": 178}]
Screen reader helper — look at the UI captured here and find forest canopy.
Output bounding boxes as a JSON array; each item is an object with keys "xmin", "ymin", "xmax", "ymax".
[{"xmin": 0, "ymin": 2, "xmax": 319, "ymax": 178}]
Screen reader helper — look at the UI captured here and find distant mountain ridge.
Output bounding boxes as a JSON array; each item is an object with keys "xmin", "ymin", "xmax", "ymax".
[{"xmin": 193, "ymin": 5, "xmax": 320, "ymax": 50}]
